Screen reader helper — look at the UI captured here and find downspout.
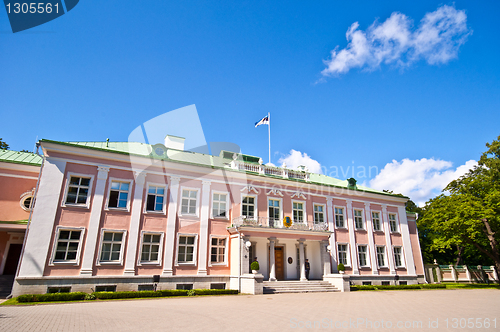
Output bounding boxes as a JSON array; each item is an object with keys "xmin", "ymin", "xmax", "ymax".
[
  {"xmin": 8, "ymin": 143, "xmax": 44, "ymax": 298},
  {"xmin": 234, "ymin": 226, "xmax": 242, "ymax": 293}
]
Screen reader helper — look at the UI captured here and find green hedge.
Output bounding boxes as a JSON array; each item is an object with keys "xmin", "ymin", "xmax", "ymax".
[
  {"xmin": 350, "ymin": 284, "xmax": 446, "ymax": 291},
  {"xmin": 17, "ymin": 289, "xmax": 239, "ymax": 303},
  {"xmin": 421, "ymin": 283, "xmax": 447, "ymax": 289},
  {"xmin": 351, "ymin": 285, "xmax": 377, "ymax": 291},
  {"xmin": 17, "ymin": 292, "xmax": 87, "ymax": 303},
  {"xmin": 460, "ymin": 283, "xmax": 500, "ymax": 289}
]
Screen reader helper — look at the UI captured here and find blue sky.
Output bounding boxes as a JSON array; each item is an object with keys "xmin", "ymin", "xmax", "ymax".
[{"xmin": 1, "ymin": 1, "xmax": 499, "ymax": 205}]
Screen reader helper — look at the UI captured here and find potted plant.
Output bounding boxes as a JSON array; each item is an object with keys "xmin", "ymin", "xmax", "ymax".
[
  {"xmin": 250, "ymin": 260, "xmax": 260, "ymax": 274},
  {"xmin": 337, "ymin": 263, "xmax": 345, "ymax": 274}
]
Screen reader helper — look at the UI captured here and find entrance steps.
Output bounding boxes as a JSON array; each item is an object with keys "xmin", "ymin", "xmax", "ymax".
[
  {"xmin": 263, "ymin": 280, "xmax": 339, "ymax": 294},
  {"xmin": 0, "ymin": 275, "xmax": 15, "ymax": 299}
]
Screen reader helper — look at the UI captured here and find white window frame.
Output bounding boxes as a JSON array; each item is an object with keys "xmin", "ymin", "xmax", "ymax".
[
  {"xmin": 292, "ymin": 200, "xmax": 306, "ymax": 224},
  {"xmin": 49, "ymin": 226, "xmax": 85, "ymax": 265},
  {"xmin": 354, "ymin": 209, "xmax": 364, "ymax": 230},
  {"xmin": 268, "ymin": 197, "xmax": 283, "ymax": 226},
  {"xmin": 19, "ymin": 190, "xmax": 34, "ymax": 212},
  {"xmin": 357, "ymin": 244, "xmax": 370, "ymax": 268},
  {"xmin": 241, "ymin": 194, "xmax": 257, "ymax": 219},
  {"xmin": 179, "ymin": 187, "xmax": 199, "ymax": 217},
  {"xmin": 389, "ymin": 213, "xmax": 399, "ymax": 233},
  {"xmin": 97, "ymin": 229, "xmax": 127, "ymax": 265},
  {"xmin": 105, "ymin": 178, "xmax": 133, "ymax": 211},
  {"xmin": 211, "ymin": 191, "xmax": 229, "ymax": 219},
  {"xmin": 372, "ymin": 211, "xmax": 382, "ymax": 232},
  {"xmin": 61, "ymin": 173, "xmax": 94, "ymax": 208},
  {"xmin": 337, "ymin": 243, "xmax": 351, "ymax": 267},
  {"xmin": 376, "ymin": 246, "xmax": 387, "ymax": 268},
  {"xmin": 138, "ymin": 231, "xmax": 164, "ymax": 265},
  {"xmin": 334, "ymin": 206, "xmax": 346, "ymax": 228},
  {"xmin": 209, "ymin": 235, "xmax": 228, "ymax": 266},
  {"xmin": 313, "ymin": 203, "xmax": 325, "ymax": 224},
  {"xmin": 175, "ymin": 233, "xmax": 198, "ymax": 266},
  {"xmin": 144, "ymin": 182, "xmax": 167, "ymax": 214},
  {"xmin": 393, "ymin": 246, "xmax": 405, "ymax": 268}
]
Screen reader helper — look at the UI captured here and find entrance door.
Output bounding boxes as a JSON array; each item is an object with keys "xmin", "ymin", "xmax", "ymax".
[
  {"xmin": 275, "ymin": 247, "xmax": 285, "ymax": 280},
  {"xmin": 3, "ymin": 244, "xmax": 22, "ymax": 275}
]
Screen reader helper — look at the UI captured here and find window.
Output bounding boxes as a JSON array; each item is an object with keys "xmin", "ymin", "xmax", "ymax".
[
  {"xmin": 338, "ymin": 244, "xmax": 349, "ymax": 266},
  {"xmin": 354, "ymin": 209, "xmax": 364, "ymax": 229},
  {"xmin": 212, "ymin": 193, "xmax": 227, "ymax": 218},
  {"xmin": 177, "ymin": 235, "xmax": 197, "ymax": 264},
  {"xmin": 95, "ymin": 285, "xmax": 116, "ymax": 292},
  {"xmin": 292, "ymin": 201, "xmax": 304, "ymax": 223},
  {"xmin": 210, "ymin": 283, "xmax": 226, "ymax": 290},
  {"xmin": 20, "ymin": 192, "xmax": 34, "ymax": 212},
  {"xmin": 107, "ymin": 181, "xmax": 130, "ymax": 209},
  {"xmin": 358, "ymin": 245, "xmax": 368, "ymax": 267},
  {"xmin": 181, "ymin": 189, "xmax": 198, "ymax": 215},
  {"xmin": 376, "ymin": 246, "xmax": 386, "ymax": 267},
  {"xmin": 314, "ymin": 204, "xmax": 325, "ymax": 224},
  {"xmin": 372, "ymin": 211, "xmax": 381, "ymax": 231},
  {"xmin": 138, "ymin": 284, "xmax": 155, "ymax": 291},
  {"xmin": 65, "ymin": 176, "xmax": 91, "ymax": 205},
  {"xmin": 381, "ymin": 281, "xmax": 391, "ymax": 286},
  {"xmin": 394, "ymin": 246, "xmax": 404, "ymax": 267},
  {"xmin": 268, "ymin": 199, "xmax": 280, "ymax": 226},
  {"xmin": 52, "ymin": 228, "xmax": 84, "ymax": 263},
  {"xmin": 389, "ymin": 214, "xmax": 398, "ymax": 232},
  {"xmin": 335, "ymin": 207, "xmax": 345, "ymax": 228},
  {"xmin": 99, "ymin": 231, "xmax": 125, "ymax": 263},
  {"xmin": 210, "ymin": 237, "xmax": 226, "ymax": 264},
  {"xmin": 176, "ymin": 284, "xmax": 193, "ymax": 290},
  {"xmin": 140, "ymin": 233, "xmax": 162, "ymax": 263},
  {"xmin": 146, "ymin": 185, "xmax": 165, "ymax": 212},
  {"xmin": 242, "ymin": 196, "xmax": 255, "ymax": 218},
  {"xmin": 47, "ymin": 287, "xmax": 71, "ymax": 293},
  {"xmin": 362, "ymin": 281, "xmax": 372, "ymax": 286}
]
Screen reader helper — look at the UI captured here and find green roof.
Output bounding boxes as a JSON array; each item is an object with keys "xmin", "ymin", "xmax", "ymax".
[
  {"xmin": 0, "ymin": 150, "xmax": 42, "ymax": 166},
  {"xmin": 40, "ymin": 139, "xmax": 402, "ymax": 198}
]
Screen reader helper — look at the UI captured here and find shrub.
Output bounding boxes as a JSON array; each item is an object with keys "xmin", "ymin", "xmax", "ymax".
[
  {"xmin": 420, "ymin": 284, "xmax": 447, "ymax": 289},
  {"xmin": 375, "ymin": 284, "xmax": 421, "ymax": 290},
  {"xmin": 187, "ymin": 289, "xmax": 196, "ymax": 296},
  {"xmin": 350, "ymin": 285, "xmax": 376, "ymax": 291},
  {"xmin": 17, "ymin": 292, "xmax": 87, "ymax": 303},
  {"xmin": 337, "ymin": 263, "xmax": 345, "ymax": 272},
  {"xmin": 250, "ymin": 261, "xmax": 260, "ymax": 271}
]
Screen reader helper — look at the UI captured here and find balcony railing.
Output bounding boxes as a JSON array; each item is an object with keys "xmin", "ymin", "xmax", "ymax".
[
  {"xmin": 229, "ymin": 160, "xmax": 310, "ymax": 182},
  {"xmin": 232, "ymin": 216, "xmax": 329, "ymax": 231}
]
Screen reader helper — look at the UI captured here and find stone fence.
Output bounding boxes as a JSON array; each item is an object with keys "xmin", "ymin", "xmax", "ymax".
[{"xmin": 424, "ymin": 264, "xmax": 499, "ymax": 284}]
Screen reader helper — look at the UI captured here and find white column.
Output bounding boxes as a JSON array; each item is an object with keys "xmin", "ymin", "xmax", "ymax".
[
  {"xmin": 398, "ymin": 206, "xmax": 416, "ymax": 275},
  {"xmin": 364, "ymin": 202, "xmax": 378, "ymax": 275},
  {"xmin": 80, "ymin": 166, "xmax": 110, "ymax": 276},
  {"xmin": 269, "ymin": 237, "xmax": 276, "ymax": 281},
  {"xmin": 163, "ymin": 176, "xmax": 180, "ymax": 276},
  {"xmin": 382, "ymin": 205, "xmax": 396, "ymax": 274},
  {"xmin": 18, "ymin": 159, "xmax": 67, "ymax": 277},
  {"xmin": 346, "ymin": 200, "xmax": 359, "ymax": 274},
  {"xmin": 326, "ymin": 197, "xmax": 337, "ymax": 273},
  {"xmin": 123, "ymin": 172, "xmax": 146, "ymax": 276},
  {"xmin": 320, "ymin": 240, "xmax": 331, "ymax": 277},
  {"xmin": 198, "ymin": 180, "xmax": 211, "ymax": 275},
  {"xmin": 298, "ymin": 239, "xmax": 307, "ymax": 281}
]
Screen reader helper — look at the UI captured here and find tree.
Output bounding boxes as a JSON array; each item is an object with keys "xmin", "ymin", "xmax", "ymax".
[
  {"xmin": 419, "ymin": 135, "xmax": 500, "ymax": 276},
  {"xmin": 0, "ymin": 138, "xmax": 8, "ymax": 150}
]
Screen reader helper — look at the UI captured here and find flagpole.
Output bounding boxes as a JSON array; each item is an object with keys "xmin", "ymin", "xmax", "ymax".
[{"xmin": 268, "ymin": 112, "xmax": 271, "ymax": 164}]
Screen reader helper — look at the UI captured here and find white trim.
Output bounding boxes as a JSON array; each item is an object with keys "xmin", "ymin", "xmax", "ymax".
[
  {"xmin": 208, "ymin": 235, "xmax": 228, "ymax": 267},
  {"xmin": 371, "ymin": 210, "xmax": 383, "ymax": 232},
  {"xmin": 175, "ymin": 233, "xmax": 198, "ymax": 266},
  {"xmin": 337, "ymin": 242, "xmax": 351, "ymax": 267},
  {"xmin": 388, "ymin": 212, "xmax": 400, "ymax": 233},
  {"xmin": 376, "ymin": 245, "xmax": 388, "ymax": 268},
  {"xmin": 0, "ymin": 161, "xmax": 40, "ymax": 173},
  {"xmin": 334, "ymin": 206, "xmax": 347, "ymax": 229},
  {"xmin": 19, "ymin": 189, "xmax": 35, "ymax": 212},
  {"xmin": 313, "ymin": 203, "xmax": 326, "ymax": 224},
  {"xmin": 240, "ymin": 193, "xmax": 258, "ymax": 219},
  {"xmin": 291, "ymin": 199, "xmax": 306, "ymax": 224},
  {"xmin": 179, "ymin": 187, "xmax": 200, "ymax": 217},
  {"xmin": 210, "ymin": 190, "xmax": 229, "ymax": 219},
  {"xmin": 143, "ymin": 182, "xmax": 168, "ymax": 214},
  {"xmin": 104, "ymin": 177, "xmax": 134, "ymax": 212},
  {"xmin": 61, "ymin": 172, "xmax": 95, "ymax": 209},
  {"xmin": 357, "ymin": 244, "xmax": 370, "ymax": 268},
  {"xmin": 392, "ymin": 245, "xmax": 405, "ymax": 268},
  {"xmin": 49, "ymin": 226, "xmax": 86, "ymax": 266},
  {"xmin": 0, "ymin": 172, "xmax": 39, "ymax": 180},
  {"xmin": 137, "ymin": 231, "xmax": 164, "ymax": 265},
  {"xmin": 96, "ymin": 229, "xmax": 127, "ymax": 265},
  {"xmin": 353, "ymin": 208, "xmax": 365, "ymax": 230},
  {"xmin": 267, "ymin": 197, "xmax": 283, "ymax": 225}
]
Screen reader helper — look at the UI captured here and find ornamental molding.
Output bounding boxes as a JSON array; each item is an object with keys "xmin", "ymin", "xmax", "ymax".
[
  {"xmin": 241, "ymin": 185, "xmax": 259, "ymax": 194},
  {"xmin": 291, "ymin": 191, "xmax": 307, "ymax": 200},
  {"xmin": 267, "ymin": 189, "xmax": 283, "ymax": 197}
]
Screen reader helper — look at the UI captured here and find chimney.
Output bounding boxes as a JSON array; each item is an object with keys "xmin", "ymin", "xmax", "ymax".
[{"xmin": 164, "ymin": 135, "xmax": 185, "ymax": 151}]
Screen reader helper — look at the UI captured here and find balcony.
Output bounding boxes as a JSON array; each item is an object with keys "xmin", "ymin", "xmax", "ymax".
[
  {"xmin": 228, "ymin": 159, "xmax": 310, "ymax": 181},
  {"xmin": 232, "ymin": 216, "xmax": 329, "ymax": 231}
]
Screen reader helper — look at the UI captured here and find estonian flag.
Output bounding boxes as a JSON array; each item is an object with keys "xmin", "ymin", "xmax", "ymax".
[{"xmin": 255, "ymin": 115, "xmax": 269, "ymax": 127}]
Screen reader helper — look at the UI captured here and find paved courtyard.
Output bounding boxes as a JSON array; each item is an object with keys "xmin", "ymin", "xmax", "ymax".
[{"xmin": 0, "ymin": 289, "xmax": 499, "ymax": 331}]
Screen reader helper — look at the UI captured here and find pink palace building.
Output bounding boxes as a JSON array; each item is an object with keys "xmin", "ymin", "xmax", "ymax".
[{"xmin": 8, "ymin": 136, "xmax": 425, "ymax": 296}]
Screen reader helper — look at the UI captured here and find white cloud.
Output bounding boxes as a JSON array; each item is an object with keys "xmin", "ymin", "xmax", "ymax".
[
  {"xmin": 369, "ymin": 158, "xmax": 477, "ymax": 206},
  {"xmin": 278, "ymin": 149, "xmax": 323, "ymax": 174},
  {"xmin": 322, "ymin": 5, "xmax": 471, "ymax": 77}
]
